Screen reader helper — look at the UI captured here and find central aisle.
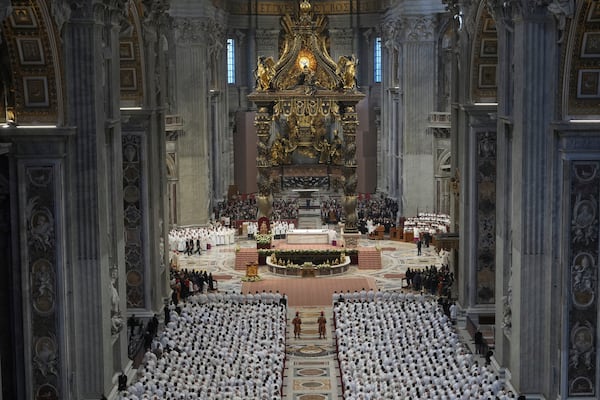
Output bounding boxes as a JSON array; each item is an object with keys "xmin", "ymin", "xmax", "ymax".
[{"xmin": 283, "ymin": 307, "xmax": 342, "ymax": 400}]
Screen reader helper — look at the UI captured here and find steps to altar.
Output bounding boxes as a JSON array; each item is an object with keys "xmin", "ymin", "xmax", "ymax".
[{"xmin": 357, "ymin": 247, "xmax": 382, "ymax": 269}]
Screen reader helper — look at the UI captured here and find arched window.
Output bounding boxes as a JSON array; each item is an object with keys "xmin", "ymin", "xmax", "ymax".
[
  {"xmin": 227, "ymin": 38, "xmax": 235, "ymax": 84},
  {"xmin": 374, "ymin": 36, "xmax": 382, "ymax": 83}
]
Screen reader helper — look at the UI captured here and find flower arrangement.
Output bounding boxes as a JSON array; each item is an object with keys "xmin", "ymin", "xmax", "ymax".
[{"xmin": 254, "ymin": 233, "xmax": 272, "ymax": 244}]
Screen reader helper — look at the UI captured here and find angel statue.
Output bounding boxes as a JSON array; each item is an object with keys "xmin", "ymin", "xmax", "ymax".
[
  {"xmin": 336, "ymin": 55, "xmax": 358, "ymax": 90},
  {"xmin": 255, "ymin": 56, "xmax": 276, "ymax": 91}
]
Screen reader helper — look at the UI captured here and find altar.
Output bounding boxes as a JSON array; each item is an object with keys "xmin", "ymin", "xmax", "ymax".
[{"xmin": 286, "ymin": 229, "xmax": 336, "ymax": 245}]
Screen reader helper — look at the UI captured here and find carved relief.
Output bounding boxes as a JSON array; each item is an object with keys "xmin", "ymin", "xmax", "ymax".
[
  {"xmin": 476, "ymin": 131, "xmax": 497, "ymax": 304},
  {"xmin": 35, "ymin": 383, "xmax": 59, "ymax": 400},
  {"xmin": 571, "ymin": 253, "xmax": 596, "ymax": 309},
  {"xmin": 547, "ymin": 0, "xmax": 574, "ymax": 43},
  {"xmin": 24, "ymin": 164, "xmax": 60, "ymax": 400},
  {"xmin": 110, "ymin": 266, "xmax": 124, "ymax": 335},
  {"xmin": 33, "ymin": 335, "xmax": 58, "ymax": 377},
  {"xmin": 31, "ymin": 258, "xmax": 56, "ymax": 315},
  {"xmin": 402, "ymin": 16, "xmax": 436, "ymax": 41},
  {"xmin": 173, "ymin": 18, "xmax": 210, "ymax": 44},
  {"xmin": 571, "ymin": 195, "xmax": 598, "ymax": 245},
  {"xmin": 568, "ymin": 160, "xmax": 599, "ymax": 396},
  {"xmin": 27, "ymin": 200, "xmax": 55, "ymax": 252},
  {"xmin": 123, "ymin": 135, "xmax": 145, "ymax": 308},
  {"xmin": 569, "ymin": 321, "xmax": 595, "ymax": 370}
]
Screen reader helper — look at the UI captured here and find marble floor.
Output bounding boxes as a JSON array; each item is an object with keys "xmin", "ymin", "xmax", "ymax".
[
  {"xmin": 174, "ymin": 235, "xmax": 444, "ymax": 295},
  {"xmin": 172, "ymin": 235, "xmax": 449, "ymax": 400}
]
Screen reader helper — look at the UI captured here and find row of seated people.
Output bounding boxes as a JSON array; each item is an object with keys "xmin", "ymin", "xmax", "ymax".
[
  {"xmin": 403, "ymin": 212, "xmax": 451, "ymax": 237},
  {"xmin": 214, "ymin": 198, "xmax": 258, "ymax": 221},
  {"xmin": 214, "ymin": 197, "xmax": 301, "ymax": 224},
  {"xmin": 321, "ymin": 198, "xmax": 343, "ymax": 223},
  {"xmin": 118, "ymin": 293, "xmax": 286, "ymax": 400},
  {"xmin": 333, "ymin": 295, "xmax": 518, "ymax": 400},
  {"xmin": 320, "ymin": 195, "xmax": 399, "ymax": 227},
  {"xmin": 356, "ymin": 195, "xmax": 399, "ymax": 222}
]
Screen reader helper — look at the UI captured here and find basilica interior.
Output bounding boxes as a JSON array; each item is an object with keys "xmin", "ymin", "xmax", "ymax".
[{"xmin": 0, "ymin": 0, "xmax": 599, "ymax": 399}]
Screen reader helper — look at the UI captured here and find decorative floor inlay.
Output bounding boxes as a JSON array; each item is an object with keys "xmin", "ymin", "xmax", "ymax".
[
  {"xmin": 288, "ymin": 345, "xmax": 335, "ymax": 357},
  {"xmin": 293, "ymin": 379, "xmax": 331, "ymax": 390},
  {"xmin": 295, "ymin": 393, "xmax": 330, "ymax": 400},
  {"xmin": 295, "ymin": 361, "xmax": 328, "ymax": 366},
  {"xmin": 295, "ymin": 367, "xmax": 330, "ymax": 377}
]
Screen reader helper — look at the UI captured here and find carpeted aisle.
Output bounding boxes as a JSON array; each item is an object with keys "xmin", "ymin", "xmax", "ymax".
[{"xmin": 242, "ymin": 277, "xmax": 376, "ymax": 307}]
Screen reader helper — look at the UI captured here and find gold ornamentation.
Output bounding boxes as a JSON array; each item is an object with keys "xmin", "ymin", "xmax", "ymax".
[
  {"xmin": 336, "ymin": 55, "xmax": 358, "ymax": 90},
  {"xmin": 256, "ymin": 56, "xmax": 276, "ymax": 91}
]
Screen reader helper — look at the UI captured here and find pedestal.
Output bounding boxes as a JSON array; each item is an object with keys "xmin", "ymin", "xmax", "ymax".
[
  {"xmin": 246, "ymin": 262, "xmax": 259, "ymax": 278},
  {"xmin": 342, "ymin": 233, "xmax": 361, "ymax": 249}
]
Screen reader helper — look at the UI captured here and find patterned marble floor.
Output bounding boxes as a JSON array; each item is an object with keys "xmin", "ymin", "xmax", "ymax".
[
  {"xmin": 174, "ymin": 235, "xmax": 443, "ymax": 295},
  {"xmin": 173, "ymin": 234, "xmax": 444, "ymax": 400}
]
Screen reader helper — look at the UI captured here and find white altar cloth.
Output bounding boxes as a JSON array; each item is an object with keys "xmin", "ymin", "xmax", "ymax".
[{"xmin": 286, "ymin": 229, "xmax": 336, "ymax": 245}]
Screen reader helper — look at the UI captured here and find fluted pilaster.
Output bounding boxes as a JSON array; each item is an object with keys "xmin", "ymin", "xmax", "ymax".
[
  {"xmin": 173, "ymin": 18, "xmax": 211, "ymax": 224},
  {"xmin": 509, "ymin": 10, "xmax": 555, "ymax": 394},
  {"xmin": 65, "ymin": 20, "xmax": 106, "ymax": 396},
  {"xmin": 400, "ymin": 16, "xmax": 436, "ymax": 215}
]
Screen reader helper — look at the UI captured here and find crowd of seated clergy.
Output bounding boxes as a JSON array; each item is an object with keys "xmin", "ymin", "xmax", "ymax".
[
  {"xmin": 403, "ymin": 212, "xmax": 451, "ymax": 238},
  {"xmin": 356, "ymin": 195, "xmax": 398, "ymax": 234},
  {"xmin": 215, "ymin": 197, "xmax": 258, "ymax": 221},
  {"xmin": 271, "ymin": 198, "xmax": 300, "ymax": 220},
  {"xmin": 118, "ymin": 293, "xmax": 286, "ymax": 400},
  {"xmin": 214, "ymin": 196, "xmax": 301, "ymax": 224},
  {"xmin": 333, "ymin": 295, "xmax": 515, "ymax": 400},
  {"xmin": 321, "ymin": 198, "xmax": 343, "ymax": 223}
]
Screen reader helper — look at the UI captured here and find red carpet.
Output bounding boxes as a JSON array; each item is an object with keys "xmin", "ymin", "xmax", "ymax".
[{"xmin": 242, "ymin": 277, "xmax": 376, "ymax": 307}]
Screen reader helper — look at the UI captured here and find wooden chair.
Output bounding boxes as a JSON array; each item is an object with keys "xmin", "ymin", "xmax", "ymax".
[
  {"xmin": 368, "ymin": 225, "xmax": 385, "ymax": 240},
  {"xmin": 389, "ymin": 227, "xmax": 403, "ymax": 241}
]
